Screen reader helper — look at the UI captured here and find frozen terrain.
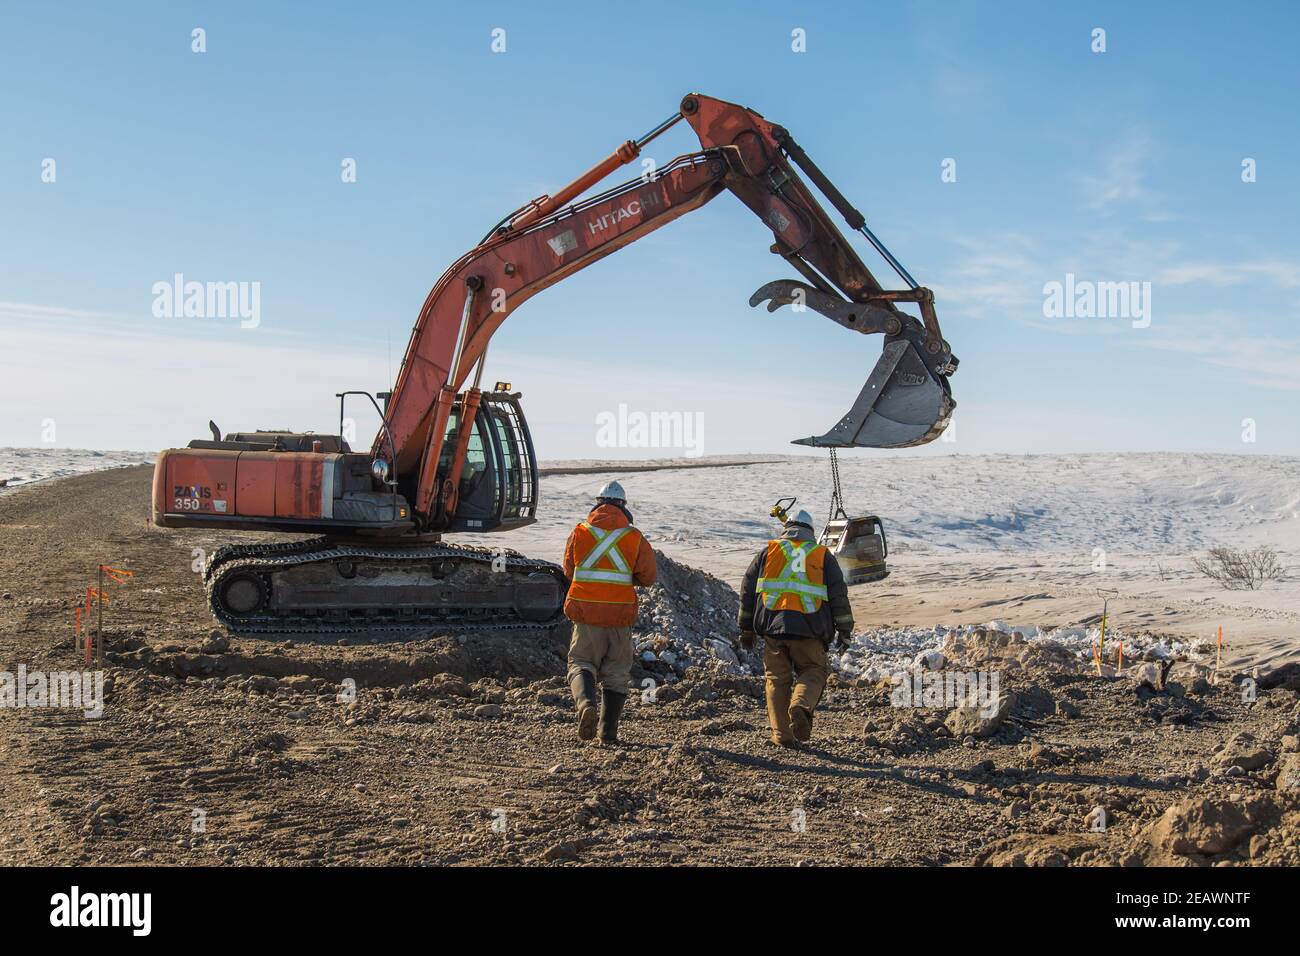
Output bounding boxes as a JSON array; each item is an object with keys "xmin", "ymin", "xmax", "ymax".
[
  {"xmin": 530, "ymin": 452, "xmax": 1300, "ymax": 557},
  {"xmin": 3, "ymin": 448, "xmax": 1296, "ymax": 668},
  {"xmin": 0, "ymin": 447, "xmax": 155, "ymax": 490},
  {"xmin": 474, "ymin": 452, "xmax": 1300, "ymax": 670}
]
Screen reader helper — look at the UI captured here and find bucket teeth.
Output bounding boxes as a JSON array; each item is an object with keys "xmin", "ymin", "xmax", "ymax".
[{"xmin": 750, "ymin": 279, "xmax": 955, "ymax": 449}]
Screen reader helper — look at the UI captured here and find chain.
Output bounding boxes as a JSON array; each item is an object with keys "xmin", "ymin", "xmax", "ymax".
[{"xmin": 827, "ymin": 448, "xmax": 846, "ymax": 522}]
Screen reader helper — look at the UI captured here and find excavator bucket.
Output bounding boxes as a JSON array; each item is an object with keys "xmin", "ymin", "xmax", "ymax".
[
  {"xmin": 796, "ymin": 338, "xmax": 954, "ymax": 448},
  {"xmin": 750, "ymin": 280, "xmax": 956, "ymax": 449}
]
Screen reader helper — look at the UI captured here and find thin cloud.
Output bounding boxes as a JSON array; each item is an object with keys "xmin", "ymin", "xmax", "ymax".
[
  {"xmin": 1080, "ymin": 132, "xmax": 1163, "ymax": 216},
  {"xmin": 1156, "ymin": 260, "xmax": 1300, "ymax": 289}
]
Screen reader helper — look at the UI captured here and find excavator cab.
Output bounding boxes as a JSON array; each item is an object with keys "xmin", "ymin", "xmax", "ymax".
[
  {"xmin": 436, "ymin": 388, "xmax": 539, "ymax": 534},
  {"xmin": 819, "ymin": 511, "xmax": 889, "ymax": 585}
]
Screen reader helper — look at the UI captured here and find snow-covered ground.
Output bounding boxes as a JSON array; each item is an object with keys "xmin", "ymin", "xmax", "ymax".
[
  {"xmin": 489, "ymin": 452, "xmax": 1300, "ymax": 670},
  {"xmin": 0, "ymin": 447, "xmax": 155, "ymax": 490},
  {"xmin": 532, "ymin": 452, "xmax": 1300, "ymax": 556},
  {"xmin": 4, "ymin": 448, "xmax": 1296, "ymax": 668}
]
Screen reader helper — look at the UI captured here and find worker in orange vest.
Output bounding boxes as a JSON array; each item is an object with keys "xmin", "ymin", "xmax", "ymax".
[
  {"xmin": 562, "ymin": 480, "xmax": 657, "ymax": 744},
  {"xmin": 738, "ymin": 508, "xmax": 854, "ymax": 747}
]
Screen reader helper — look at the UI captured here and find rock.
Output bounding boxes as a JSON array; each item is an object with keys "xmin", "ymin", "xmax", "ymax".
[
  {"xmin": 173, "ymin": 653, "xmax": 220, "ymax": 677},
  {"xmin": 1130, "ymin": 661, "xmax": 1165, "ymax": 691},
  {"xmin": 202, "ymin": 631, "xmax": 230, "ymax": 654},
  {"xmin": 1055, "ymin": 699, "xmax": 1080, "ymax": 719},
  {"xmin": 944, "ymin": 692, "xmax": 1012, "ymax": 739},
  {"xmin": 1280, "ymin": 735, "xmax": 1299, "ymax": 754},
  {"xmin": 1276, "ymin": 753, "xmax": 1300, "ymax": 792},
  {"xmin": 430, "ymin": 675, "xmax": 473, "ymax": 698},
  {"xmin": 541, "ymin": 841, "xmax": 581, "ymax": 863},
  {"xmin": 245, "ymin": 675, "xmax": 279, "ymax": 695},
  {"xmin": 974, "ymin": 833, "xmax": 1095, "ymax": 867},
  {"xmin": 1249, "ymin": 835, "xmax": 1269, "ymax": 859},
  {"xmin": 914, "ymin": 650, "xmax": 946, "ymax": 671},
  {"xmin": 1258, "ymin": 662, "xmax": 1300, "ymax": 692},
  {"xmin": 704, "ymin": 639, "xmax": 738, "ymax": 666},
  {"xmin": 654, "ymin": 684, "xmax": 682, "ymax": 703},
  {"xmin": 1147, "ymin": 796, "xmax": 1272, "ymax": 856},
  {"xmin": 1168, "ymin": 661, "xmax": 1208, "ymax": 682},
  {"xmin": 474, "ymin": 704, "xmax": 502, "ymax": 719},
  {"xmin": 1028, "ymin": 742, "xmax": 1058, "ymax": 767},
  {"xmin": 1212, "ymin": 731, "xmax": 1274, "ymax": 772}
]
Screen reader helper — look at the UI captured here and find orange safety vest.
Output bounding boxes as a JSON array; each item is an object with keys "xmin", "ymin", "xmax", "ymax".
[
  {"xmin": 757, "ymin": 539, "xmax": 829, "ymax": 613},
  {"xmin": 567, "ymin": 520, "xmax": 643, "ymax": 605}
]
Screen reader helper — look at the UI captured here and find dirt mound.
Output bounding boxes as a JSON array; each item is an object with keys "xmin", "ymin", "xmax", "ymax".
[
  {"xmin": 940, "ymin": 628, "xmax": 1081, "ymax": 674},
  {"xmin": 630, "ymin": 552, "xmax": 756, "ymax": 684}
]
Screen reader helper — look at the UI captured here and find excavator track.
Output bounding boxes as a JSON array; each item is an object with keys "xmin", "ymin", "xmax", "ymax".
[{"xmin": 203, "ymin": 538, "xmax": 567, "ymax": 635}]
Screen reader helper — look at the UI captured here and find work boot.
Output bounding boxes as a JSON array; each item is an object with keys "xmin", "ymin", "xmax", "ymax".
[
  {"xmin": 769, "ymin": 734, "xmax": 795, "ymax": 749},
  {"xmin": 598, "ymin": 688, "xmax": 627, "ymax": 744},
  {"xmin": 790, "ymin": 705, "xmax": 814, "ymax": 743},
  {"xmin": 570, "ymin": 670, "xmax": 598, "ymax": 741}
]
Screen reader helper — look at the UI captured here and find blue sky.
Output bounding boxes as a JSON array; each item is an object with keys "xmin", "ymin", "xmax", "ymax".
[{"xmin": 2, "ymin": 1, "xmax": 1298, "ymax": 457}]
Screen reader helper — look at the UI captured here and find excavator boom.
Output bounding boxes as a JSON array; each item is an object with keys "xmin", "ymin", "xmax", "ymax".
[{"xmin": 381, "ymin": 93, "xmax": 956, "ymax": 529}]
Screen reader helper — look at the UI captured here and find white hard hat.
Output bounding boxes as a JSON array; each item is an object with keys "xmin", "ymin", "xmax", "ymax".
[
  {"xmin": 787, "ymin": 509, "xmax": 816, "ymax": 529},
  {"xmin": 596, "ymin": 479, "xmax": 626, "ymax": 503}
]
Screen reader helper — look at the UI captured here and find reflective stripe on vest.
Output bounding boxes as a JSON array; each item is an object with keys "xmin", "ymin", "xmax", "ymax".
[
  {"xmin": 757, "ymin": 539, "xmax": 828, "ymax": 613},
  {"xmin": 572, "ymin": 522, "xmax": 634, "ymax": 585}
]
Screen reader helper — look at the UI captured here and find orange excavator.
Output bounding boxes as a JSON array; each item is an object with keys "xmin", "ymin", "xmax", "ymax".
[{"xmin": 152, "ymin": 93, "xmax": 957, "ymax": 634}]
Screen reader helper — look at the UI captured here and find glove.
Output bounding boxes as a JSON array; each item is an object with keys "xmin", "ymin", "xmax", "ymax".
[
  {"xmin": 833, "ymin": 630, "xmax": 852, "ymax": 652},
  {"xmin": 738, "ymin": 630, "xmax": 756, "ymax": 650}
]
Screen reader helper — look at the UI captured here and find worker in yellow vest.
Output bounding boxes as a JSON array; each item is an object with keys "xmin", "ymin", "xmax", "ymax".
[
  {"xmin": 738, "ymin": 509, "xmax": 854, "ymax": 747},
  {"xmin": 562, "ymin": 480, "xmax": 657, "ymax": 744}
]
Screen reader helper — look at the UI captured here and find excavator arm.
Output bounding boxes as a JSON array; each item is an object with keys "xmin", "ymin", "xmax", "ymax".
[{"xmin": 378, "ymin": 93, "xmax": 957, "ymax": 528}]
